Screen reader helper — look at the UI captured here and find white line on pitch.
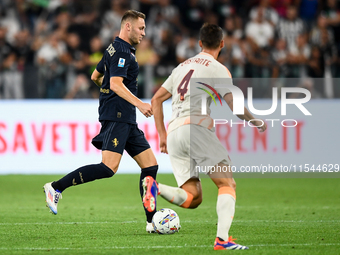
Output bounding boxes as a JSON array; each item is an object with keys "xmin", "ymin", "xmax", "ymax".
[
  {"xmin": 0, "ymin": 243, "xmax": 339, "ymax": 250},
  {"xmin": 1, "ymin": 219, "xmax": 339, "ymax": 226},
  {"xmin": 0, "ymin": 221, "xmax": 138, "ymax": 225}
]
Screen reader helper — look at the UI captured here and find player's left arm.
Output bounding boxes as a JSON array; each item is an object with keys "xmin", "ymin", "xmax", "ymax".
[
  {"xmin": 224, "ymin": 93, "xmax": 267, "ymax": 132},
  {"xmin": 91, "ymin": 69, "xmax": 104, "ymax": 87},
  {"xmin": 151, "ymin": 87, "xmax": 172, "ymax": 154}
]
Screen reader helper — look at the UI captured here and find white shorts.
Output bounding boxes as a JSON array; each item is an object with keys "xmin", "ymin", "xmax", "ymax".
[{"xmin": 167, "ymin": 124, "xmax": 232, "ymax": 187}]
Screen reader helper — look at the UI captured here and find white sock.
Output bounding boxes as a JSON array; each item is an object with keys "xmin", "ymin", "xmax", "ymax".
[
  {"xmin": 216, "ymin": 192, "xmax": 236, "ymax": 241},
  {"xmin": 158, "ymin": 183, "xmax": 188, "ymax": 206}
]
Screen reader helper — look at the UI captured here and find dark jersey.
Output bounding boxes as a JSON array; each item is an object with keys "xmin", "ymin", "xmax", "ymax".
[{"xmin": 96, "ymin": 37, "xmax": 139, "ymax": 124}]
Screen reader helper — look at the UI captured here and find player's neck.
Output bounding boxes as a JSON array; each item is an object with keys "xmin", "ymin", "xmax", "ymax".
[
  {"xmin": 118, "ymin": 32, "xmax": 132, "ymax": 46},
  {"xmin": 201, "ymin": 49, "xmax": 219, "ymax": 60}
]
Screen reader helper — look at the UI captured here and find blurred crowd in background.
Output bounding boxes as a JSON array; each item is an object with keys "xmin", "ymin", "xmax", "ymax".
[{"xmin": 1, "ymin": 0, "xmax": 340, "ymax": 100}]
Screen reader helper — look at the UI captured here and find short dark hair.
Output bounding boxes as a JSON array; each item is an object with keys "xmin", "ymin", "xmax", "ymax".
[
  {"xmin": 121, "ymin": 10, "xmax": 146, "ymax": 25},
  {"xmin": 199, "ymin": 23, "xmax": 223, "ymax": 49}
]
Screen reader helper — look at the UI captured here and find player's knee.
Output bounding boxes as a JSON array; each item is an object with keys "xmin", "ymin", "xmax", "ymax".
[
  {"xmin": 109, "ymin": 165, "xmax": 118, "ymax": 173},
  {"xmin": 189, "ymin": 196, "xmax": 202, "ymax": 208},
  {"xmin": 107, "ymin": 166, "xmax": 117, "ymax": 174},
  {"xmin": 99, "ymin": 163, "xmax": 115, "ymax": 177},
  {"xmin": 188, "ymin": 190, "xmax": 202, "ymax": 208},
  {"xmin": 180, "ymin": 189, "xmax": 202, "ymax": 208},
  {"xmin": 101, "ymin": 161, "xmax": 118, "ymax": 173}
]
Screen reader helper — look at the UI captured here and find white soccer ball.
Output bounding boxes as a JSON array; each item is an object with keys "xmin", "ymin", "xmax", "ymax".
[{"xmin": 152, "ymin": 208, "xmax": 181, "ymax": 234}]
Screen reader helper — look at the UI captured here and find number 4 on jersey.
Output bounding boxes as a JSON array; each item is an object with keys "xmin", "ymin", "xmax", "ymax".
[{"xmin": 177, "ymin": 69, "xmax": 194, "ymax": 101}]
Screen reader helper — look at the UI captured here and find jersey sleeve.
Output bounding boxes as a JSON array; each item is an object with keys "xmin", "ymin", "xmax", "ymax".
[
  {"xmin": 96, "ymin": 57, "xmax": 105, "ymax": 74},
  {"xmin": 161, "ymin": 70, "xmax": 174, "ymax": 94},
  {"xmin": 109, "ymin": 51, "xmax": 131, "ymax": 78}
]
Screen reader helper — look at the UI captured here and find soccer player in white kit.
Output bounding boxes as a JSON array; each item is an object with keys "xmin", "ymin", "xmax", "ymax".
[{"xmin": 142, "ymin": 23, "xmax": 267, "ymax": 250}]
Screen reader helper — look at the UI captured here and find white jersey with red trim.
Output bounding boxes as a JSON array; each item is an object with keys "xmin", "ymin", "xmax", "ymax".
[{"xmin": 162, "ymin": 52, "xmax": 233, "ymax": 134}]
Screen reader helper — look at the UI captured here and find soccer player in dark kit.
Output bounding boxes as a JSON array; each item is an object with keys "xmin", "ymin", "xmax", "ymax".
[{"xmin": 43, "ymin": 10, "xmax": 159, "ymax": 233}]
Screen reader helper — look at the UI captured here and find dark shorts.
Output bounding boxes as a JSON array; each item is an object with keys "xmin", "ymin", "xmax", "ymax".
[{"xmin": 92, "ymin": 121, "xmax": 150, "ymax": 157}]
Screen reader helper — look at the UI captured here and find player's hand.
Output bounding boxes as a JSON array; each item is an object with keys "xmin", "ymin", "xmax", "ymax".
[
  {"xmin": 137, "ymin": 102, "xmax": 153, "ymax": 118},
  {"xmin": 251, "ymin": 119, "xmax": 267, "ymax": 132},
  {"xmin": 159, "ymin": 136, "xmax": 168, "ymax": 154}
]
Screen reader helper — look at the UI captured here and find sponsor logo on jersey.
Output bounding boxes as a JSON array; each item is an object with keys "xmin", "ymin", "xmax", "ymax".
[
  {"xmin": 197, "ymin": 82, "xmax": 223, "ymax": 106},
  {"xmin": 100, "ymin": 88, "xmax": 110, "ymax": 94}
]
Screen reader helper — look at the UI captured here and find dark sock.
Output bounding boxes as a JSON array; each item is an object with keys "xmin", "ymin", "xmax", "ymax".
[
  {"xmin": 52, "ymin": 163, "xmax": 114, "ymax": 192},
  {"xmin": 140, "ymin": 165, "xmax": 158, "ymax": 222}
]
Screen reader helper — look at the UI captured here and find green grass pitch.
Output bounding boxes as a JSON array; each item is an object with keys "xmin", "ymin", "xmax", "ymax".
[{"xmin": 0, "ymin": 174, "xmax": 339, "ymax": 254}]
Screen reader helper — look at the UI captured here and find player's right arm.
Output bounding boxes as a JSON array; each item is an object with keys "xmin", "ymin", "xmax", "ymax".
[
  {"xmin": 91, "ymin": 58, "xmax": 105, "ymax": 87},
  {"xmin": 110, "ymin": 77, "xmax": 152, "ymax": 117},
  {"xmin": 91, "ymin": 69, "xmax": 104, "ymax": 87},
  {"xmin": 224, "ymin": 93, "xmax": 267, "ymax": 132},
  {"xmin": 151, "ymin": 87, "xmax": 172, "ymax": 154}
]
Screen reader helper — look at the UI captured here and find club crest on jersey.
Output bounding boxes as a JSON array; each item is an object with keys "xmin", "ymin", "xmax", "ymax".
[
  {"xmin": 118, "ymin": 58, "xmax": 125, "ymax": 67},
  {"xmin": 106, "ymin": 44, "xmax": 116, "ymax": 56}
]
